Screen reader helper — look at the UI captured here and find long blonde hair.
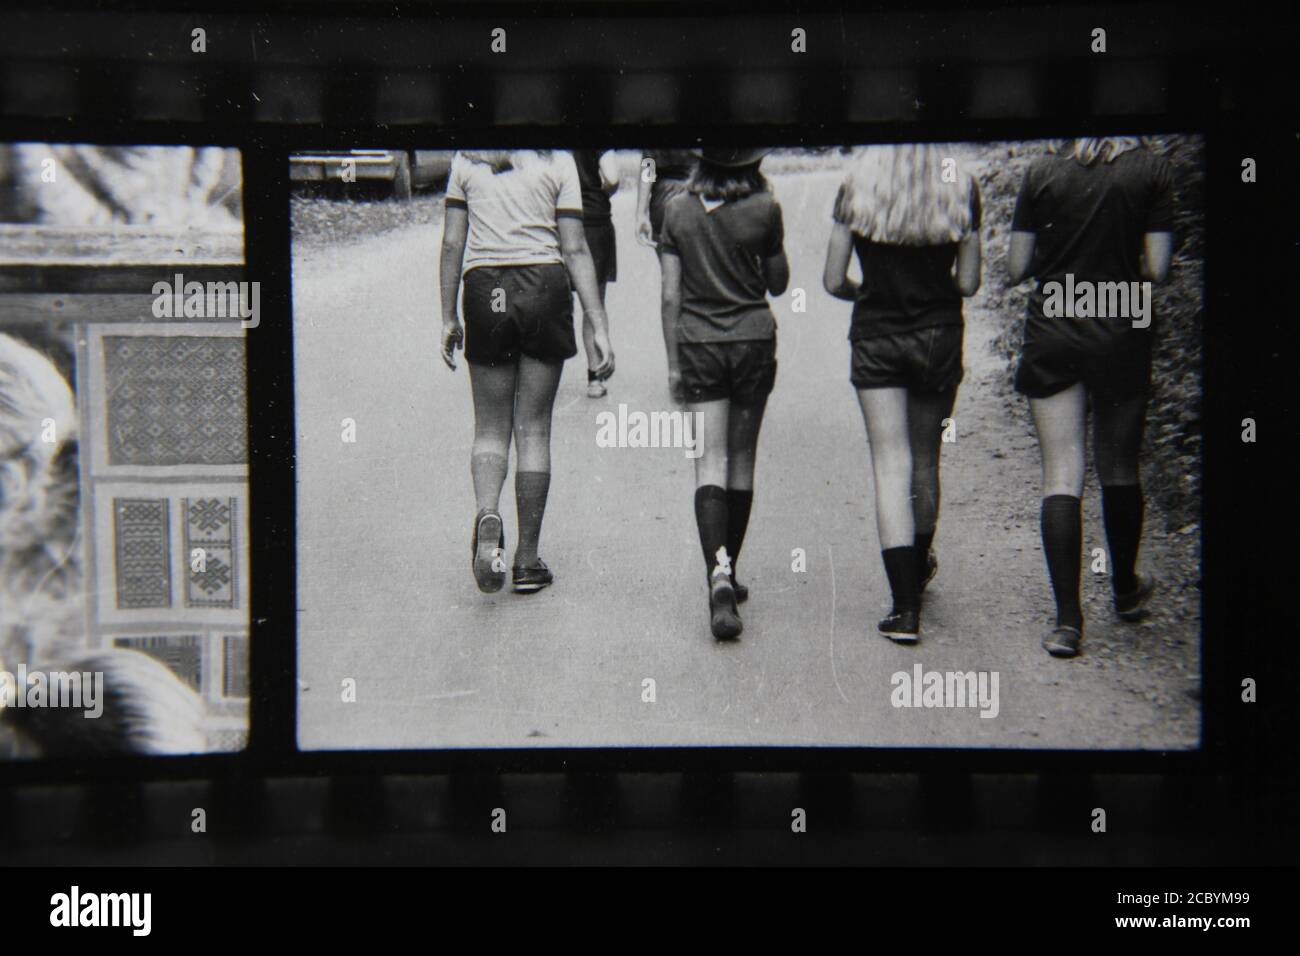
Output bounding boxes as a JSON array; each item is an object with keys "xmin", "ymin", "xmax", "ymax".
[
  {"xmin": 835, "ymin": 144, "xmax": 975, "ymax": 246},
  {"xmin": 1052, "ymin": 137, "xmax": 1143, "ymax": 166}
]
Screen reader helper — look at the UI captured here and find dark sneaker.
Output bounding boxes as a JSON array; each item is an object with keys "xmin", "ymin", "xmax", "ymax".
[
  {"xmin": 732, "ymin": 577, "xmax": 749, "ymax": 603},
  {"xmin": 1043, "ymin": 624, "xmax": 1082, "ymax": 658},
  {"xmin": 878, "ymin": 608, "xmax": 919, "ymax": 643},
  {"xmin": 919, "ymin": 550, "xmax": 938, "ymax": 593},
  {"xmin": 472, "ymin": 511, "xmax": 506, "ymax": 593},
  {"xmin": 512, "ymin": 560, "xmax": 554, "ymax": 594},
  {"xmin": 1114, "ymin": 573, "xmax": 1155, "ymax": 622},
  {"xmin": 709, "ymin": 576, "xmax": 743, "ymax": 640}
]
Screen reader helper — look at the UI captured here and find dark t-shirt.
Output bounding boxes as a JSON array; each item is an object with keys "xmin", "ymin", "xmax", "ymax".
[
  {"xmin": 573, "ymin": 149, "xmax": 611, "ymax": 222},
  {"xmin": 659, "ymin": 190, "xmax": 785, "ymax": 343},
  {"xmin": 1011, "ymin": 149, "xmax": 1175, "ymax": 321},
  {"xmin": 833, "ymin": 179, "xmax": 982, "ymax": 340}
]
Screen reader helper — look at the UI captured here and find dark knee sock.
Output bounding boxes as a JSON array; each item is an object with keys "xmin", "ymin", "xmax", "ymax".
[
  {"xmin": 881, "ymin": 546, "xmax": 920, "ymax": 614},
  {"xmin": 1101, "ymin": 483, "xmax": 1143, "ymax": 594},
  {"xmin": 514, "ymin": 470, "xmax": 551, "ymax": 566},
  {"xmin": 694, "ymin": 485, "xmax": 730, "ymax": 579},
  {"xmin": 471, "ymin": 452, "xmax": 509, "ymax": 512},
  {"xmin": 725, "ymin": 489, "xmax": 754, "ymax": 579},
  {"xmin": 914, "ymin": 528, "xmax": 935, "ymax": 574},
  {"xmin": 1040, "ymin": 495, "xmax": 1082, "ymax": 630}
]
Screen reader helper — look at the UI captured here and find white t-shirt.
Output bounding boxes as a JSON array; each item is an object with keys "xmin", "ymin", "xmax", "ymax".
[{"xmin": 445, "ymin": 150, "xmax": 584, "ymax": 272}]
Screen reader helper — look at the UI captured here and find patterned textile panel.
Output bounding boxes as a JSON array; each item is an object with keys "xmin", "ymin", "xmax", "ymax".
[
  {"xmin": 102, "ymin": 335, "xmax": 247, "ymax": 467},
  {"xmin": 113, "ymin": 498, "xmax": 171, "ymax": 609},
  {"xmin": 183, "ymin": 497, "xmax": 238, "ymax": 609}
]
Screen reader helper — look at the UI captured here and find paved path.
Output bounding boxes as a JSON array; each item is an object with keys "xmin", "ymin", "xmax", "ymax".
[{"xmin": 292, "ymin": 171, "xmax": 1200, "ymax": 750}]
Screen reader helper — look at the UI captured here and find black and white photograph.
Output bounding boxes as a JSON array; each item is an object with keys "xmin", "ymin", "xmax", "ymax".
[
  {"xmin": 0, "ymin": 143, "xmax": 250, "ymax": 757},
  {"xmin": 291, "ymin": 137, "xmax": 1204, "ymax": 751}
]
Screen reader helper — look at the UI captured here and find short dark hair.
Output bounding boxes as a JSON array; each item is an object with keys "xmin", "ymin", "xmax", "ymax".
[{"xmin": 687, "ymin": 160, "xmax": 769, "ymax": 202}]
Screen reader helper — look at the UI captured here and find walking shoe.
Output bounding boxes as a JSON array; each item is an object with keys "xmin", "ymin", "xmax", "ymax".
[
  {"xmin": 878, "ymin": 608, "xmax": 919, "ymax": 643},
  {"xmin": 732, "ymin": 576, "xmax": 749, "ymax": 603},
  {"xmin": 1042, "ymin": 624, "xmax": 1082, "ymax": 658},
  {"xmin": 709, "ymin": 573, "xmax": 743, "ymax": 640},
  {"xmin": 512, "ymin": 559, "xmax": 554, "ymax": 594},
  {"xmin": 1114, "ymin": 573, "xmax": 1155, "ymax": 622},
  {"xmin": 472, "ymin": 511, "xmax": 506, "ymax": 593},
  {"xmin": 919, "ymin": 550, "xmax": 938, "ymax": 593},
  {"xmin": 587, "ymin": 378, "xmax": 607, "ymax": 399}
]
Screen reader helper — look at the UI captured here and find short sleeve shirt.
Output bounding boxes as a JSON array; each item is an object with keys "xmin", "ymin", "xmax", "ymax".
[
  {"xmin": 833, "ymin": 178, "xmax": 982, "ymax": 340},
  {"xmin": 1011, "ymin": 149, "xmax": 1174, "ymax": 319},
  {"xmin": 445, "ymin": 150, "xmax": 584, "ymax": 273},
  {"xmin": 659, "ymin": 190, "xmax": 785, "ymax": 343}
]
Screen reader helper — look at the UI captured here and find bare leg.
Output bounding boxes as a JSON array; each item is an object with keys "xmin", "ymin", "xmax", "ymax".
[
  {"xmin": 857, "ymin": 387, "xmax": 913, "ymax": 549},
  {"xmin": 467, "ymin": 361, "xmax": 518, "ymax": 514}
]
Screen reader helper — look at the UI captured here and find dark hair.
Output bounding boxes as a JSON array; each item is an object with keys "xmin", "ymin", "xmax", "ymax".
[
  {"xmin": 460, "ymin": 149, "xmax": 555, "ymax": 175},
  {"xmin": 687, "ymin": 160, "xmax": 769, "ymax": 202}
]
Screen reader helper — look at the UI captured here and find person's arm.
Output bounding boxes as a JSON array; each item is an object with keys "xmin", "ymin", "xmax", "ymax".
[
  {"xmin": 439, "ymin": 205, "xmax": 469, "ymax": 370},
  {"xmin": 761, "ymin": 201, "xmax": 790, "ymax": 296},
  {"xmin": 763, "ymin": 251, "xmax": 790, "ymax": 297},
  {"xmin": 635, "ymin": 153, "xmax": 655, "ymax": 247},
  {"xmin": 955, "ymin": 232, "xmax": 982, "ymax": 296},
  {"xmin": 598, "ymin": 151, "xmax": 620, "ymax": 196},
  {"xmin": 660, "ymin": 250, "xmax": 683, "ymax": 400},
  {"xmin": 1140, "ymin": 232, "xmax": 1173, "ymax": 283},
  {"xmin": 559, "ymin": 216, "xmax": 615, "ymax": 379},
  {"xmin": 1008, "ymin": 232, "xmax": 1035, "ymax": 284},
  {"xmin": 822, "ymin": 222, "xmax": 859, "ymax": 301}
]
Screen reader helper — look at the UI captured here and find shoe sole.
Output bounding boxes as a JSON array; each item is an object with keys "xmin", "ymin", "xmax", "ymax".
[
  {"xmin": 710, "ymin": 582, "xmax": 743, "ymax": 639},
  {"xmin": 512, "ymin": 580, "xmax": 552, "ymax": 594},
  {"xmin": 711, "ymin": 615, "xmax": 743, "ymax": 640},
  {"xmin": 880, "ymin": 630, "xmax": 919, "ymax": 644},
  {"xmin": 473, "ymin": 514, "xmax": 505, "ymax": 593}
]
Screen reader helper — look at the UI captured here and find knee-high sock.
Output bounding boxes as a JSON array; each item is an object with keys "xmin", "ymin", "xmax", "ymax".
[
  {"xmin": 725, "ymin": 489, "xmax": 754, "ymax": 579},
  {"xmin": 514, "ymin": 470, "xmax": 551, "ymax": 567},
  {"xmin": 881, "ymin": 546, "xmax": 921, "ymax": 614},
  {"xmin": 1101, "ymin": 483, "xmax": 1143, "ymax": 595},
  {"xmin": 471, "ymin": 452, "xmax": 509, "ymax": 514},
  {"xmin": 914, "ymin": 528, "xmax": 935, "ymax": 576},
  {"xmin": 694, "ymin": 485, "xmax": 730, "ymax": 579},
  {"xmin": 1041, "ymin": 495, "xmax": 1082, "ymax": 630}
]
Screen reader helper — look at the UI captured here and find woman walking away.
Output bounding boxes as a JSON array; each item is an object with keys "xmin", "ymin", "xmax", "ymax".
[
  {"xmin": 659, "ymin": 148, "xmax": 788, "ymax": 640},
  {"xmin": 573, "ymin": 149, "xmax": 620, "ymax": 398},
  {"xmin": 440, "ymin": 150, "xmax": 615, "ymax": 595},
  {"xmin": 636, "ymin": 149, "xmax": 699, "ymax": 403},
  {"xmin": 823, "ymin": 144, "xmax": 982, "ymax": 644},
  {"xmin": 1008, "ymin": 137, "xmax": 1173, "ymax": 658}
]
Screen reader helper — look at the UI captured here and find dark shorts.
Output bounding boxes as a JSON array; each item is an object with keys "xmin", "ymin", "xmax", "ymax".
[
  {"xmin": 583, "ymin": 218, "xmax": 618, "ymax": 284},
  {"xmin": 850, "ymin": 324, "xmax": 964, "ymax": 392},
  {"xmin": 462, "ymin": 263, "xmax": 576, "ymax": 367},
  {"xmin": 678, "ymin": 338, "xmax": 777, "ymax": 405},
  {"xmin": 1014, "ymin": 317, "xmax": 1153, "ymax": 403},
  {"xmin": 649, "ymin": 178, "xmax": 690, "ymax": 242}
]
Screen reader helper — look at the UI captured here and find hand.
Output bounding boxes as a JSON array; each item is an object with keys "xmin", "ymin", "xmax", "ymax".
[
  {"xmin": 668, "ymin": 367, "xmax": 685, "ymax": 405},
  {"xmin": 590, "ymin": 327, "xmax": 616, "ymax": 381},
  {"xmin": 635, "ymin": 215, "xmax": 656, "ymax": 249},
  {"xmin": 440, "ymin": 320, "xmax": 464, "ymax": 370}
]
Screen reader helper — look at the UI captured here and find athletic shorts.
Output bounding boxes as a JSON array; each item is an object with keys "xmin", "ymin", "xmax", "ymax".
[
  {"xmin": 462, "ymin": 263, "xmax": 577, "ymax": 367},
  {"xmin": 649, "ymin": 179, "xmax": 690, "ymax": 242},
  {"xmin": 850, "ymin": 324, "xmax": 964, "ymax": 392},
  {"xmin": 678, "ymin": 338, "xmax": 777, "ymax": 405},
  {"xmin": 583, "ymin": 218, "xmax": 617, "ymax": 284},
  {"xmin": 1014, "ymin": 316, "xmax": 1153, "ymax": 403}
]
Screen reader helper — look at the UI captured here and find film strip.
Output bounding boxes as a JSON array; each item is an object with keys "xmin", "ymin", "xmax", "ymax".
[{"xmin": 0, "ymin": 0, "xmax": 1294, "ymax": 873}]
